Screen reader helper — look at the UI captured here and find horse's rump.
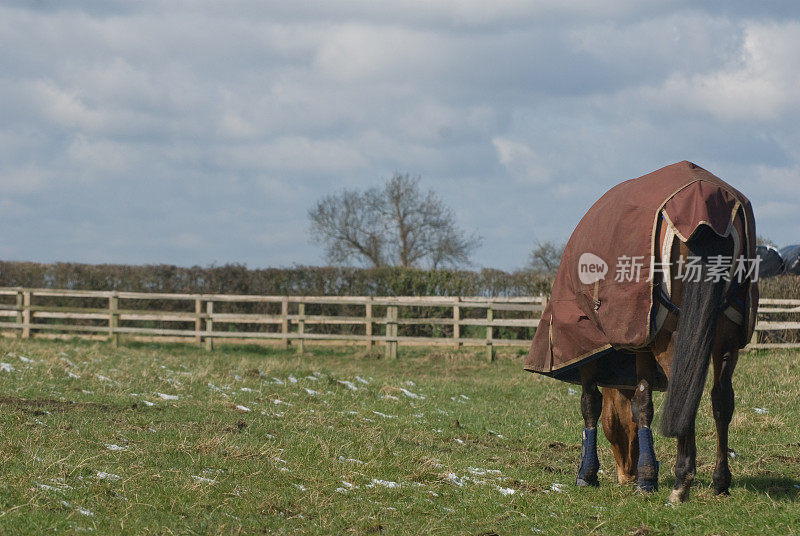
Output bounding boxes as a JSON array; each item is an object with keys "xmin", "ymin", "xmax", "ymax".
[{"xmin": 525, "ymin": 161, "xmax": 758, "ymax": 388}]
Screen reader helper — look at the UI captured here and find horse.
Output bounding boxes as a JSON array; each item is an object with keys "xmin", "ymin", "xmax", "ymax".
[{"xmin": 525, "ymin": 161, "xmax": 758, "ymax": 503}]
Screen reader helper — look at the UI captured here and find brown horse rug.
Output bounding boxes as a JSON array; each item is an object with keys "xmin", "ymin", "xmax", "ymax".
[{"xmin": 525, "ymin": 161, "xmax": 758, "ymax": 389}]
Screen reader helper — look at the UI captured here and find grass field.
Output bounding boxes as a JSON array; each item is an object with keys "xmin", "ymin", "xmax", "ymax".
[{"xmin": 0, "ymin": 338, "xmax": 797, "ymax": 535}]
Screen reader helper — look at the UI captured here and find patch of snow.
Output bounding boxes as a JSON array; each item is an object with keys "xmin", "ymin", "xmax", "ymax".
[
  {"xmin": 382, "ymin": 394, "xmax": 399, "ymax": 401},
  {"xmin": 454, "ymin": 438, "xmax": 465, "ymax": 445},
  {"xmin": 550, "ymin": 483, "xmax": 565, "ymax": 493},
  {"xmin": 19, "ymin": 355, "xmax": 34, "ymax": 364},
  {"xmin": 240, "ymin": 387, "xmax": 255, "ymax": 392},
  {"xmin": 370, "ymin": 479, "xmax": 400, "ymax": 488},
  {"xmin": 97, "ymin": 471, "xmax": 121, "ymax": 481},
  {"xmin": 192, "ymin": 475, "xmax": 217, "ymax": 484},
  {"xmin": 754, "ymin": 407, "xmax": 768, "ymax": 415},
  {"xmin": 271, "ymin": 377, "xmax": 284, "ymax": 385},
  {"xmin": 35, "ymin": 482, "xmax": 60, "ymax": 492},
  {"xmin": 0, "ymin": 362, "xmax": 15, "ymax": 372},
  {"xmin": 157, "ymin": 393, "xmax": 179, "ymax": 400},
  {"xmin": 444, "ymin": 473, "xmax": 465, "ymax": 487},
  {"xmin": 338, "ymin": 456, "xmax": 365, "ymax": 464},
  {"xmin": 207, "ymin": 383, "xmax": 229, "ymax": 397},
  {"xmin": 373, "ymin": 411, "xmax": 396, "ymax": 419},
  {"xmin": 105, "ymin": 444, "xmax": 127, "ymax": 452},
  {"xmin": 496, "ymin": 486, "xmax": 516, "ymax": 496},
  {"xmin": 66, "ymin": 371, "xmax": 81, "ymax": 379},
  {"xmin": 468, "ymin": 467, "xmax": 501, "ymax": 476},
  {"xmin": 337, "ymin": 380, "xmax": 358, "ymax": 391},
  {"xmin": 399, "ymin": 387, "xmax": 424, "ymax": 399},
  {"xmin": 355, "ymin": 376, "xmax": 370, "ymax": 385},
  {"xmin": 96, "ymin": 374, "xmax": 118, "ymax": 384},
  {"xmin": 235, "ymin": 405, "xmax": 251, "ymax": 412},
  {"xmin": 141, "ymin": 400, "xmax": 155, "ymax": 407},
  {"xmin": 303, "ymin": 388, "xmax": 318, "ymax": 396},
  {"xmin": 288, "ymin": 375, "xmax": 298, "ymax": 384}
]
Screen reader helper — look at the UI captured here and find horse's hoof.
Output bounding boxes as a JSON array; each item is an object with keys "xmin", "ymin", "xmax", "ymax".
[
  {"xmin": 713, "ymin": 487, "xmax": 730, "ymax": 496},
  {"xmin": 576, "ymin": 477, "xmax": 599, "ymax": 487},
  {"xmin": 636, "ymin": 479, "xmax": 658, "ymax": 493},
  {"xmin": 669, "ymin": 488, "xmax": 690, "ymax": 503}
]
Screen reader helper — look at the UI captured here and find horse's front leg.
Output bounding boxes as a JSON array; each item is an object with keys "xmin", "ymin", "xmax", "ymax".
[
  {"xmin": 577, "ymin": 362, "xmax": 602, "ymax": 487},
  {"xmin": 710, "ymin": 347, "xmax": 738, "ymax": 496},
  {"xmin": 632, "ymin": 352, "xmax": 659, "ymax": 492},
  {"xmin": 669, "ymin": 423, "xmax": 697, "ymax": 503}
]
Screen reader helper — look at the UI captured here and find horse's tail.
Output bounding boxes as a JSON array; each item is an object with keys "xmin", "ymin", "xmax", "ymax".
[{"xmin": 660, "ymin": 227, "xmax": 730, "ymax": 438}]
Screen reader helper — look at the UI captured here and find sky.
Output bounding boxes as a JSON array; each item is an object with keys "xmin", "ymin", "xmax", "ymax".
[{"xmin": 1, "ymin": 1, "xmax": 799, "ymax": 271}]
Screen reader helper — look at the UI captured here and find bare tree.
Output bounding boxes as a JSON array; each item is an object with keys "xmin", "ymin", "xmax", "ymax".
[
  {"xmin": 756, "ymin": 234, "xmax": 777, "ymax": 247},
  {"xmin": 527, "ymin": 240, "xmax": 564, "ymax": 276},
  {"xmin": 309, "ymin": 173, "xmax": 481, "ymax": 268}
]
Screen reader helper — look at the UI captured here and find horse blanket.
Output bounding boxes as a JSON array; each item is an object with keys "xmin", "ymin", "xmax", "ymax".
[{"xmin": 525, "ymin": 161, "xmax": 758, "ymax": 388}]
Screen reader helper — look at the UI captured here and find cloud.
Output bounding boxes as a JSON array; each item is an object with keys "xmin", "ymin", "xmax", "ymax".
[
  {"xmin": 645, "ymin": 21, "xmax": 800, "ymax": 121},
  {"xmin": 1, "ymin": 2, "xmax": 799, "ymax": 269},
  {"xmin": 492, "ymin": 137, "xmax": 552, "ymax": 184}
]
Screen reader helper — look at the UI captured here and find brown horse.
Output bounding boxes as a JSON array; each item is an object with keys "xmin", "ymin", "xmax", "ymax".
[
  {"xmin": 526, "ymin": 162, "xmax": 758, "ymax": 504},
  {"xmin": 577, "ymin": 208, "xmax": 751, "ymax": 502}
]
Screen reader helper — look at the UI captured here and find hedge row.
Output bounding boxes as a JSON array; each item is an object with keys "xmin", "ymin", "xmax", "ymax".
[
  {"xmin": 0, "ymin": 260, "xmax": 797, "ymax": 299},
  {"xmin": 0, "ymin": 261, "xmax": 553, "ymax": 298}
]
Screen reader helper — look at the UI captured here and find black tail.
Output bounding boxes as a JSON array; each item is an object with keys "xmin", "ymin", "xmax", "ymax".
[{"xmin": 660, "ymin": 227, "xmax": 731, "ymax": 438}]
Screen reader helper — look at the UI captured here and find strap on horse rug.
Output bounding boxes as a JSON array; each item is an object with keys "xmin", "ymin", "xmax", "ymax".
[{"xmin": 525, "ymin": 161, "xmax": 758, "ymax": 389}]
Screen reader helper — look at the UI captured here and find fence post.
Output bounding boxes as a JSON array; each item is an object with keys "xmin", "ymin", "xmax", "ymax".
[
  {"xmin": 385, "ymin": 305, "xmax": 398, "ymax": 360},
  {"xmin": 365, "ymin": 298, "xmax": 374, "ymax": 350},
  {"xmin": 22, "ymin": 291, "xmax": 31, "ymax": 339},
  {"xmin": 453, "ymin": 298, "xmax": 461, "ymax": 349},
  {"xmin": 205, "ymin": 300, "xmax": 214, "ymax": 351},
  {"xmin": 109, "ymin": 292, "xmax": 119, "ymax": 348},
  {"xmin": 281, "ymin": 297, "xmax": 289, "ymax": 348},
  {"xmin": 194, "ymin": 299, "xmax": 202, "ymax": 346},
  {"xmin": 15, "ymin": 290, "xmax": 23, "ymax": 338},
  {"xmin": 486, "ymin": 307, "xmax": 494, "ymax": 362},
  {"xmin": 297, "ymin": 302, "xmax": 305, "ymax": 356}
]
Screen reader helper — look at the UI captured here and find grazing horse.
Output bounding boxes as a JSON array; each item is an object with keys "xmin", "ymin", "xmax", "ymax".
[{"xmin": 526, "ymin": 161, "xmax": 758, "ymax": 503}]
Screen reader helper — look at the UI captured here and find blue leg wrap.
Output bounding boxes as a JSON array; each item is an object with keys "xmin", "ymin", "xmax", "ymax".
[
  {"xmin": 576, "ymin": 427, "xmax": 600, "ymax": 487},
  {"xmin": 637, "ymin": 427, "xmax": 659, "ymax": 492}
]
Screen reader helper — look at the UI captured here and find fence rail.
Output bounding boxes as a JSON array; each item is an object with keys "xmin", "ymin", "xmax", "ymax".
[{"xmin": 0, "ymin": 288, "xmax": 797, "ymax": 358}]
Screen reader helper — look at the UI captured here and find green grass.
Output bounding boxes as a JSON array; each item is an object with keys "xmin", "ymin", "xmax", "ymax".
[{"xmin": 0, "ymin": 338, "xmax": 797, "ymax": 535}]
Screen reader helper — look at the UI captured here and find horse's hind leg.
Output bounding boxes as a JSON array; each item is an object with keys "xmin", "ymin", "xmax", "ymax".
[
  {"xmin": 632, "ymin": 351, "xmax": 659, "ymax": 492},
  {"xmin": 711, "ymin": 323, "xmax": 739, "ymax": 495},
  {"xmin": 601, "ymin": 387, "xmax": 638, "ymax": 485},
  {"xmin": 576, "ymin": 362, "xmax": 602, "ymax": 487}
]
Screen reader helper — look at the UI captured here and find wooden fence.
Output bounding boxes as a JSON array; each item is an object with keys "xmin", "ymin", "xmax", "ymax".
[{"xmin": 0, "ymin": 288, "xmax": 798, "ymax": 358}]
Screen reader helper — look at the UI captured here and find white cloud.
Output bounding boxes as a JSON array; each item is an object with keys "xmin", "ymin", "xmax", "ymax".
[
  {"xmin": 649, "ymin": 21, "xmax": 800, "ymax": 121},
  {"xmin": 492, "ymin": 137, "xmax": 552, "ymax": 184}
]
